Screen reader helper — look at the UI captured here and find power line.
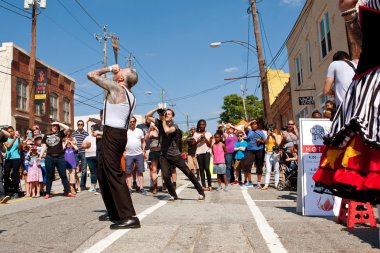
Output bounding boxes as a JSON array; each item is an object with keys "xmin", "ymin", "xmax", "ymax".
[
  {"xmin": 57, "ymin": 0, "xmax": 94, "ymax": 37},
  {"xmin": 74, "ymin": 0, "xmax": 102, "ymax": 29},
  {"xmin": 74, "ymin": 98, "xmax": 102, "ymax": 110},
  {"xmin": 68, "ymin": 61, "xmax": 103, "ymax": 75},
  {"xmin": 0, "ymin": 3, "xmax": 30, "ymax": 19},
  {"xmin": 0, "ymin": 0, "xmax": 30, "ymax": 13}
]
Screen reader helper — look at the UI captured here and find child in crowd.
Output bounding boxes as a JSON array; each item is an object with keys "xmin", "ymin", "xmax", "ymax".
[
  {"xmin": 233, "ymin": 131, "xmax": 247, "ymax": 185},
  {"xmin": 212, "ymin": 133, "xmax": 228, "ymax": 191},
  {"xmin": 285, "ymin": 144, "xmax": 298, "ymax": 172},
  {"xmin": 26, "ymin": 146, "xmax": 43, "ymax": 197},
  {"xmin": 64, "ymin": 132, "xmax": 78, "ymax": 195},
  {"xmin": 22, "ymin": 145, "xmax": 31, "ymax": 197},
  {"xmin": 34, "ymin": 135, "xmax": 46, "ymax": 195}
]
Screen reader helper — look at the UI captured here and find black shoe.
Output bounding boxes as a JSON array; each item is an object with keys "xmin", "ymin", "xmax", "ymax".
[
  {"xmin": 132, "ymin": 181, "xmax": 138, "ymax": 190},
  {"xmin": 110, "ymin": 216, "xmax": 141, "ymax": 229},
  {"xmin": 98, "ymin": 213, "xmax": 116, "ymax": 221},
  {"xmin": 0, "ymin": 195, "xmax": 10, "ymax": 204},
  {"xmin": 198, "ymin": 192, "xmax": 205, "ymax": 201}
]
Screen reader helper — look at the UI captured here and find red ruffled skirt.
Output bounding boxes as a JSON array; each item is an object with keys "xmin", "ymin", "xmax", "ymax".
[{"xmin": 313, "ymin": 134, "xmax": 380, "ymax": 203}]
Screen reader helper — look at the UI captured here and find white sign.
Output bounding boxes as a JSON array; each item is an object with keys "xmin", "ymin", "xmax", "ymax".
[{"xmin": 299, "ymin": 118, "xmax": 341, "ymax": 216}]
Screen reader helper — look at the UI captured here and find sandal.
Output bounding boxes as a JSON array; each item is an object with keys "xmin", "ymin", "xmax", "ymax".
[{"xmin": 261, "ymin": 186, "xmax": 269, "ymax": 190}]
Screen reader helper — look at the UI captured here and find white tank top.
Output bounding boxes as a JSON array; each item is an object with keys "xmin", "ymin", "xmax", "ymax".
[{"xmin": 102, "ymin": 87, "xmax": 136, "ymax": 129}]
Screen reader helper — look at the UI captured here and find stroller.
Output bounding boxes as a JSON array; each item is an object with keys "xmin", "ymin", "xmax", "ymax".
[{"xmin": 277, "ymin": 147, "xmax": 298, "ymax": 191}]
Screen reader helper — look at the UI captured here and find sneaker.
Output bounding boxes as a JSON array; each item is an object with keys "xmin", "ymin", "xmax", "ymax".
[
  {"xmin": 255, "ymin": 184, "xmax": 262, "ymax": 189},
  {"xmin": 243, "ymin": 182, "xmax": 253, "ymax": 188},
  {"xmin": 44, "ymin": 194, "xmax": 51, "ymax": 199},
  {"xmin": 66, "ymin": 193, "xmax": 76, "ymax": 197},
  {"xmin": 77, "ymin": 189, "xmax": 81, "ymax": 193},
  {"xmin": 198, "ymin": 192, "xmax": 205, "ymax": 200},
  {"xmin": 140, "ymin": 188, "xmax": 147, "ymax": 195},
  {"xmin": 88, "ymin": 188, "xmax": 96, "ymax": 193},
  {"xmin": 0, "ymin": 195, "xmax": 10, "ymax": 204},
  {"xmin": 168, "ymin": 195, "xmax": 178, "ymax": 201},
  {"xmin": 94, "ymin": 191, "xmax": 100, "ymax": 195},
  {"xmin": 232, "ymin": 181, "xmax": 239, "ymax": 185},
  {"xmin": 224, "ymin": 186, "xmax": 229, "ymax": 191}
]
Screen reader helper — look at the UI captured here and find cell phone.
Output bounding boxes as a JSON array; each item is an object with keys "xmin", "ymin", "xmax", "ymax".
[
  {"xmin": 15, "ymin": 131, "xmax": 19, "ymax": 136},
  {"xmin": 27, "ymin": 132, "xmax": 33, "ymax": 138}
]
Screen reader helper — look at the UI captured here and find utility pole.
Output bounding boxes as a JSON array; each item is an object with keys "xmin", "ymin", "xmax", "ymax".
[
  {"xmin": 241, "ymin": 84, "xmax": 248, "ymax": 121},
  {"xmin": 186, "ymin": 114, "xmax": 189, "ymax": 132},
  {"xmin": 250, "ymin": 0, "xmax": 271, "ymax": 125},
  {"xmin": 159, "ymin": 89, "xmax": 166, "ymax": 108},
  {"xmin": 25, "ymin": 0, "xmax": 46, "ymax": 128},
  {"xmin": 95, "ymin": 25, "xmax": 111, "ymax": 98}
]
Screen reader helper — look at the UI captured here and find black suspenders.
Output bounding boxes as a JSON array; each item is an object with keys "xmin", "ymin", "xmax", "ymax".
[
  {"xmin": 102, "ymin": 89, "xmax": 135, "ymax": 129},
  {"xmin": 123, "ymin": 87, "xmax": 136, "ymax": 129}
]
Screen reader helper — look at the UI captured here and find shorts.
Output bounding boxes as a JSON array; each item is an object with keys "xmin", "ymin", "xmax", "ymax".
[
  {"xmin": 187, "ymin": 155, "xmax": 198, "ymax": 170},
  {"xmin": 148, "ymin": 151, "xmax": 160, "ymax": 162},
  {"xmin": 125, "ymin": 154, "xmax": 145, "ymax": 174},
  {"xmin": 213, "ymin": 163, "xmax": 226, "ymax": 175},
  {"xmin": 234, "ymin": 159, "xmax": 245, "ymax": 171}
]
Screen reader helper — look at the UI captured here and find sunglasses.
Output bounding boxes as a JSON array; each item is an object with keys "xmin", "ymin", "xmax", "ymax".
[
  {"xmin": 130, "ymin": 121, "xmax": 136, "ymax": 123},
  {"xmin": 78, "ymin": 124, "xmax": 84, "ymax": 126},
  {"xmin": 238, "ymin": 135, "xmax": 244, "ymax": 137},
  {"xmin": 288, "ymin": 124, "xmax": 294, "ymax": 126}
]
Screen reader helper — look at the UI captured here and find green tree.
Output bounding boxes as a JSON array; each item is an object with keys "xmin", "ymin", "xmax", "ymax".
[{"xmin": 219, "ymin": 94, "xmax": 263, "ymax": 124}]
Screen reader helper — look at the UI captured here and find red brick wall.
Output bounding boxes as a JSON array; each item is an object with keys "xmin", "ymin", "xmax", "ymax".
[{"xmin": 11, "ymin": 47, "xmax": 75, "ymax": 132}]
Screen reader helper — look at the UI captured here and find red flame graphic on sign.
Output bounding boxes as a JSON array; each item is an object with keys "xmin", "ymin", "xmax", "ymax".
[{"xmin": 317, "ymin": 196, "xmax": 334, "ymax": 211}]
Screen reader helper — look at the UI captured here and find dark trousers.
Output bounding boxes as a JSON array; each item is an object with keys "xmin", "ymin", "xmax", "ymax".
[
  {"xmin": 3, "ymin": 158, "xmax": 21, "ymax": 196},
  {"xmin": 197, "ymin": 153, "xmax": 212, "ymax": 188},
  {"xmin": 97, "ymin": 126, "xmax": 135, "ymax": 220},
  {"xmin": 76, "ymin": 152, "xmax": 88, "ymax": 188},
  {"xmin": 244, "ymin": 149, "xmax": 265, "ymax": 175},
  {"xmin": 225, "ymin": 153, "xmax": 234, "ymax": 183},
  {"xmin": 0, "ymin": 162, "xmax": 6, "ymax": 196},
  {"xmin": 86, "ymin": 157, "xmax": 97, "ymax": 185},
  {"xmin": 45, "ymin": 155, "xmax": 71, "ymax": 194},
  {"xmin": 160, "ymin": 151, "xmax": 203, "ymax": 197}
]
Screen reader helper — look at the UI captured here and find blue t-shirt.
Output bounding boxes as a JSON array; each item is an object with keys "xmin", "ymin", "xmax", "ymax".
[
  {"xmin": 234, "ymin": 140, "xmax": 248, "ymax": 160},
  {"xmin": 5, "ymin": 138, "xmax": 21, "ymax": 159},
  {"xmin": 246, "ymin": 130, "xmax": 266, "ymax": 151}
]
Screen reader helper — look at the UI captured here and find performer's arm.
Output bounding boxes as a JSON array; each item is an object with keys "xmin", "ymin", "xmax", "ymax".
[
  {"xmin": 145, "ymin": 108, "xmax": 159, "ymax": 122},
  {"xmin": 162, "ymin": 120, "xmax": 176, "ymax": 135},
  {"xmin": 87, "ymin": 65, "xmax": 119, "ymax": 92}
]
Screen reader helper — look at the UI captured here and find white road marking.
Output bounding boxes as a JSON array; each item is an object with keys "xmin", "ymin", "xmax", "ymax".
[
  {"xmin": 241, "ymin": 188, "xmax": 288, "ymax": 253},
  {"xmin": 253, "ymin": 199, "xmax": 294, "ymax": 202},
  {"xmin": 83, "ymin": 183, "xmax": 189, "ymax": 253}
]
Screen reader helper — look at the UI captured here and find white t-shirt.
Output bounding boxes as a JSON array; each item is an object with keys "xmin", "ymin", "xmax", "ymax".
[
  {"xmin": 193, "ymin": 132, "xmax": 212, "ymax": 155},
  {"xmin": 326, "ymin": 60, "xmax": 357, "ymax": 107},
  {"xmin": 83, "ymin": 135, "xmax": 97, "ymax": 158},
  {"xmin": 126, "ymin": 128, "xmax": 144, "ymax": 156}
]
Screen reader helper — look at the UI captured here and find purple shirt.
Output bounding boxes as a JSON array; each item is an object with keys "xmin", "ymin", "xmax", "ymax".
[
  {"xmin": 225, "ymin": 134, "xmax": 237, "ymax": 154},
  {"xmin": 64, "ymin": 147, "xmax": 77, "ymax": 168}
]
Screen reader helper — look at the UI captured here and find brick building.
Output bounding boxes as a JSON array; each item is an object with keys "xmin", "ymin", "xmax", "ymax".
[{"xmin": 0, "ymin": 42, "xmax": 75, "ymax": 133}]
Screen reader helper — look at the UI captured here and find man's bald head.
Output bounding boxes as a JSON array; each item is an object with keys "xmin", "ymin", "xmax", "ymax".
[{"xmin": 114, "ymin": 68, "xmax": 138, "ymax": 89}]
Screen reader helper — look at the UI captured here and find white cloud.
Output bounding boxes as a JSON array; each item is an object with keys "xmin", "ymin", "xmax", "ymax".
[
  {"xmin": 224, "ymin": 67, "xmax": 239, "ymax": 73},
  {"xmin": 280, "ymin": 0, "xmax": 303, "ymax": 6}
]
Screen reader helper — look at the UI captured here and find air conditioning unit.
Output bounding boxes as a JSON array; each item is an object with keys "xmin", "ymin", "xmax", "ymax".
[
  {"xmin": 24, "ymin": 0, "xmax": 34, "ymax": 9},
  {"xmin": 40, "ymin": 0, "xmax": 47, "ymax": 9}
]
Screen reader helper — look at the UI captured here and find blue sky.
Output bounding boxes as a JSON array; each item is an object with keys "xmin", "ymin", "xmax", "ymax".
[{"xmin": 0, "ymin": 0, "xmax": 304, "ymax": 131}]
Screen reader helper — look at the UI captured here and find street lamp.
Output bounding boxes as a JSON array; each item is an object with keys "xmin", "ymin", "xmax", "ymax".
[{"xmin": 210, "ymin": 40, "xmax": 257, "ymax": 55}]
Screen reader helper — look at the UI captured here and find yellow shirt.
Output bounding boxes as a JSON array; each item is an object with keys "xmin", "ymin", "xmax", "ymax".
[{"xmin": 266, "ymin": 135, "xmax": 277, "ymax": 152}]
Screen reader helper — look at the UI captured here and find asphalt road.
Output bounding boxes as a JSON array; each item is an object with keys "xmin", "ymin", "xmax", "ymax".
[{"xmin": 0, "ymin": 172, "xmax": 379, "ymax": 253}]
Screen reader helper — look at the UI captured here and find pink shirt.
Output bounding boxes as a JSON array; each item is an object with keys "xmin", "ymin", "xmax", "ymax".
[
  {"xmin": 225, "ymin": 134, "xmax": 237, "ymax": 154},
  {"xmin": 212, "ymin": 143, "xmax": 225, "ymax": 164}
]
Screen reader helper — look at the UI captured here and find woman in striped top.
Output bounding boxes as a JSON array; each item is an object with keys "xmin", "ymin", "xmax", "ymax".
[{"xmin": 313, "ymin": 0, "xmax": 380, "ymax": 204}]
